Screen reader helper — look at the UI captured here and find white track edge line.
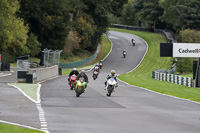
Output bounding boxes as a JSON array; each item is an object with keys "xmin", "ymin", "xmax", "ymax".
[
  {"xmin": 115, "ymin": 31, "xmax": 200, "ymax": 105},
  {"xmin": 8, "ymin": 83, "xmax": 37, "ymax": 103}
]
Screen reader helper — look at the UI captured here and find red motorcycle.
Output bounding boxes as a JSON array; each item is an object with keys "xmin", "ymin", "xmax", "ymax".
[
  {"xmin": 69, "ymin": 74, "xmax": 77, "ymax": 90},
  {"xmin": 93, "ymin": 70, "xmax": 99, "ymax": 80}
]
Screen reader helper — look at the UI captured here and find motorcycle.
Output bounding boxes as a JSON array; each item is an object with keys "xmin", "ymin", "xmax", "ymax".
[
  {"xmin": 105, "ymin": 77, "xmax": 117, "ymax": 97},
  {"xmin": 69, "ymin": 74, "xmax": 77, "ymax": 90},
  {"xmin": 131, "ymin": 39, "xmax": 136, "ymax": 46},
  {"xmin": 99, "ymin": 62, "xmax": 103, "ymax": 69},
  {"xmin": 93, "ymin": 70, "xmax": 99, "ymax": 80},
  {"xmin": 75, "ymin": 78, "xmax": 87, "ymax": 97},
  {"xmin": 123, "ymin": 51, "xmax": 126, "ymax": 58}
]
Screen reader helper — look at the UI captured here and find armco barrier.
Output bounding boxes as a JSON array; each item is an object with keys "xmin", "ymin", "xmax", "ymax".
[
  {"xmin": 152, "ymin": 71, "xmax": 192, "ymax": 87},
  {"xmin": 112, "ymin": 24, "xmax": 177, "ymax": 43},
  {"xmin": 59, "ymin": 45, "xmax": 100, "ymax": 68},
  {"xmin": 28, "ymin": 65, "xmax": 58, "ymax": 83}
]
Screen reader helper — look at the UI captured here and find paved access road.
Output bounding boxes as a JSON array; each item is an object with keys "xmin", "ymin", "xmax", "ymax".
[
  {"xmin": 41, "ymin": 31, "xmax": 200, "ymax": 133},
  {"xmin": 0, "ymin": 67, "xmax": 40, "ymax": 129}
]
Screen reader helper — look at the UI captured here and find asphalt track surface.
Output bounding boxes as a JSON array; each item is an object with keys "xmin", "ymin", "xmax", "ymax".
[
  {"xmin": 0, "ymin": 31, "xmax": 200, "ymax": 133},
  {"xmin": 40, "ymin": 31, "xmax": 200, "ymax": 133},
  {"xmin": 0, "ymin": 68, "xmax": 40, "ymax": 128}
]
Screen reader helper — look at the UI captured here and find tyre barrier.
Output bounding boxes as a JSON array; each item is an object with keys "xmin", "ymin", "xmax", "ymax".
[{"xmin": 152, "ymin": 71, "xmax": 193, "ymax": 87}]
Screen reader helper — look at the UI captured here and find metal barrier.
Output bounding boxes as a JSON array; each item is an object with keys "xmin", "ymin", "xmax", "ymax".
[
  {"xmin": 59, "ymin": 45, "xmax": 100, "ymax": 68},
  {"xmin": 112, "ymin": 24, "xmax": 177, "ymax": 43}
]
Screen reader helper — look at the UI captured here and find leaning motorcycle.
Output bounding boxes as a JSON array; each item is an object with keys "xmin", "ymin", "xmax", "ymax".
[
  {"xmin": 75, "ymin": 78, "xmax": 87, "ymax": 97},
  {"xmin": 92, "ymin": 70, "xmax": 99, "ymax": 80},
  {"xmin": 105, "ymin": 77, "xmax": 117, "ymax": 97},
  {"xmin": 69, "ymin": 74, "xmax": 77, "ymax": 90}
]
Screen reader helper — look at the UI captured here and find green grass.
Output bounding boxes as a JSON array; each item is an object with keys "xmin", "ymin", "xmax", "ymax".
[
  {"xmin": 110, "ymin": 28, "xmax": 200, "ymax": 103},
  {"xmin": 60, "ymin": 50, "xmax": 92, "ymax": 63},
  {"xmin": 62, "ymin": 35, "xmax": 112, "ymax": 75},
  {"xmin": 9, "ymin": 83, "xmax": 39, "ymax": 103},
  {"xmin": 0, "ymin": 123, "xmax": 44, "ymax": 133}
]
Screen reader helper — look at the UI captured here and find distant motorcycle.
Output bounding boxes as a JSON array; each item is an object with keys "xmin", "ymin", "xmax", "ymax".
[
  {"xmin": 93, "ymin": 70, "xmax": 99, "ymax": 80},
  {"xmin": 123, "ymin": 51, "xmax": 127, "ymax": 58},
  {"xmin": 75, "ymin": 78, "xmax": 87, "ymax": 97},
  {"xmin": 105, "ymin": 77, "xmax": 117, "ymax": 97},
  {"xmin": 131, "ymin": 39, "xmax": 136, "ymax": 46},
  {"xmin": 99, "ymin": 62, "xmax": 103, "ymax": 69},
  {"xmin": 69, "ymin": 74, "xmax": 77, "ymax": 90}
]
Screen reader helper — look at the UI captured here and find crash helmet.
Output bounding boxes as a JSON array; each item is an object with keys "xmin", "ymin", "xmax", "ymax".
[
  {"xmin": 111, "ymin": 70, "xmax": 115, "ymax": 76},
  {"xmin": 73, "ymin": 68, "xmax": 77, "ymax": 71},
  {"xmin": 80, "ymin": 70, "xmax": 85, "ymax": 75}
]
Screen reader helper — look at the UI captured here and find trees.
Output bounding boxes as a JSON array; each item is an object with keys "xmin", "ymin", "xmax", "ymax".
[
  {"xmin": 0, "ymin": 0, "xmax": 28, "ymax": 62},
  {"xmin": 19, "ymin": 0, "xmax": 128, "ymax": 55},
  {"xmin": 177, "ymin": 0, "xmax": 200, "ymax": 31},
  {"xmin": 19, "ymin": 0, "xmax": 71, "ymax": 50}
]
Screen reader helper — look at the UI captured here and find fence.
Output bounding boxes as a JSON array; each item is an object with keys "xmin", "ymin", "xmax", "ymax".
[
  {"xmin": 112, "ymin": 24, "xmax": 177, "ymax": 43},
  {"xmin": 42, "ymin": 49, "xmax": 62, "ymax": 67},
  {"xmin": 59, "ymin": 45, "xmax": 100, "ymax": 68},
  {"xmin": 152, "ymin": 71, "xmax": 193, "ymax": 87}
]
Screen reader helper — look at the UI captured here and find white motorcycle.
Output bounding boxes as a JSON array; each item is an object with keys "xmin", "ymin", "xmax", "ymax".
[{"xmin": 105, "ymin": 77, "xmax": 117, "ymax": 97}]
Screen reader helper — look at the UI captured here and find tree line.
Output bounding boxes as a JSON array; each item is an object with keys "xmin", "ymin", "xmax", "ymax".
[
  {"xmin": 0, "ymin": 0, "xmax": 128, "ymax": 62},
  {"xmin": 115, "ymin": 0, "xmax": 200, "ymax": 73}
]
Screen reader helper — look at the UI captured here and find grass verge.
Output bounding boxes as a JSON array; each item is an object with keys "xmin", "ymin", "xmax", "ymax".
[
  {"xmin": 0, "ymin": 123, "xmax": 44, "ymax": 133},
  {"xmin": 62, "ymin": 35, "xmax": 112, "ymax": 75},
  {"xmin": 110, "ymin": 28, "xmax": 200, "ymax": 103},
  {"xmin": 9, "ymin": 83, "xmax": 39, "ymax": 103}
]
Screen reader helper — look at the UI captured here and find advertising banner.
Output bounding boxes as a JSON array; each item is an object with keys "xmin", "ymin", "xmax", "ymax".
[{"xmin": 173, "ymin": 43, "xmax": 200, "ymax": 57}]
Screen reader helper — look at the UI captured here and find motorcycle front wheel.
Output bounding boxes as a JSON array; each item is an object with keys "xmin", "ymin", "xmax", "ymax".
[{"xmin": 107, "ymin": 86, "xmax": 113, "ymax": 97}]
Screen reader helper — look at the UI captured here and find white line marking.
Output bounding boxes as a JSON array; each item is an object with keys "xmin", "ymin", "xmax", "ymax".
[
  {"xmin": 0, "ymin": 73, "xmax": 12, "ymax": 77},
  {"xmin": 8, "ymin": 83, "xmax": 37, "ymax": 103},
  {"xmin": 7, "ymin": 83, "xmax": 50, "ymax": 132},
  {"xmin": 116, "ymin": 32, "xmax": 200, "ymax": 105}
]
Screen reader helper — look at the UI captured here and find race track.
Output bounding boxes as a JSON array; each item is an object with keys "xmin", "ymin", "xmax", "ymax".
[{"xmin": 40, "ymin": 31, "xmax": 200, "ymax": 133}]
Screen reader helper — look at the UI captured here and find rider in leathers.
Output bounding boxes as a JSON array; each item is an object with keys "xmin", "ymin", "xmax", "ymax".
[
  {"xmin": 105, "ymin": 70, "xmax": 118, "ymax": 88},
  {"xmin": 68, "ymin": 68, "xmax": 79, "ymax": 81}
]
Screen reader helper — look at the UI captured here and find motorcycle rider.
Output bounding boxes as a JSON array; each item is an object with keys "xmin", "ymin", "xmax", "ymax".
[
  {"xmin": 105, "ymin": 70, "xmax": 118, "ymax": 88},
  {"xmin": 123, "ymin": 50, "xmax": 127, "ymax": 55},
  {"xmin": 68, "ymin": 68, "xmax": 79, "ymax": 81},
  {"xmin": 99, "ymin": 60, "xmax": 103, "ymax": 68},
  {"xmin": 76, "ymin": 70, "xmax": 89, "ymax": 87},
  {"xmin": 93, "ymin": 64, "xmax": 100, "ymax": 72}
]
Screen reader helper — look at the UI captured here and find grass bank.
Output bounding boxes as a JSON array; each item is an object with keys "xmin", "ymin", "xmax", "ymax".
[
  {"xmin": 0, "ymin": 123, "xmax": 44, "ymax": 133},
  {"xmin": 62, "ymin": 35, "xmax": 112, "ymax": 75},
  {"xmin": 110, "ymin": 28, "xmax": 200, "ymax": 103}
]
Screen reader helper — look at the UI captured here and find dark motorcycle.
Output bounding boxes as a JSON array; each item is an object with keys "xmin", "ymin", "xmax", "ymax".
[
  {"xmin": 131, "ymin": 39, "xmax": 136, "ymax": 46},
  {"xmin": 123, "ymin": 51, "xmax": 127, "ymax": 58}
]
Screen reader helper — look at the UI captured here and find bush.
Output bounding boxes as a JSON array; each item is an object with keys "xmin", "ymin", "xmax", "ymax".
[
  {"xmin": 179, "ymin": 29, "xmax": 200, "ymax": 43},
  {"xmin": 176, "ymin": 58, "xmax": 194, "ymax": 73},
  {"xmin": 176, "ymin": 29, "xmax": 200, "ymax": 73}
]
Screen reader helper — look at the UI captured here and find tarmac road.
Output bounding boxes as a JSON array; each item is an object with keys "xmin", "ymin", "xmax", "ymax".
[
  {"xmin": 0, "ymin": 67, "xmax": 40, "ymax": 129},
  {"xmin": 41, "ymin": 31, "xmax": 200, "ymax": 133}
]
